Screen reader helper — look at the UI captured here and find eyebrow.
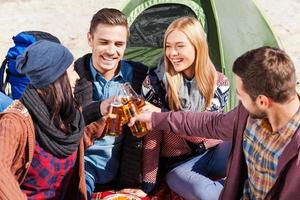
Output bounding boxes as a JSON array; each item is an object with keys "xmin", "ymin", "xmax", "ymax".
[
  {"xmin": 165, "ymin": 42, "xmax": 185, "ymax": 45},
  {"xmin": 97, "ymin": 38, "xmax": 126, "ymax": 44}
]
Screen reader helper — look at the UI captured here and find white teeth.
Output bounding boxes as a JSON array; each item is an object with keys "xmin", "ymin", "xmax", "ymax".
[
  {"xmin": 172, "ymin": 58, "xmax": 182, "ymax": 63},
  {"xmin": 103, "ymin": 56, "xmax": 114, "ymax": 61}
]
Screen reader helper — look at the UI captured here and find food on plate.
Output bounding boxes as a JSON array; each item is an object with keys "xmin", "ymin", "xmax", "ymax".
[{"xmin": 103, "ymin": 193, "xmax": 141, "ymax": 200}]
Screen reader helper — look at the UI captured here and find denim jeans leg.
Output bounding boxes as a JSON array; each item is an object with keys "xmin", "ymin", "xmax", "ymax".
[
  {"xmin": 85, "ymin": 171, "xmax": 96, "ymax": 200},
  {"xmin": 166, "ymin": 141, "xmax": 232, "ymax": 200}
]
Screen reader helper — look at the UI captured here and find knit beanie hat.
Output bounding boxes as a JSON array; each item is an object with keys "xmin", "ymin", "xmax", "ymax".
[{"xmin": 16, "ymin": 40, "xmax": 74, "ymax": 88}]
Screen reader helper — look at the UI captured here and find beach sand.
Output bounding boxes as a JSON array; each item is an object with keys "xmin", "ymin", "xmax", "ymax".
[{"xmin": 0, "ymin": 0, "xmax": 299, "ymax": 73}]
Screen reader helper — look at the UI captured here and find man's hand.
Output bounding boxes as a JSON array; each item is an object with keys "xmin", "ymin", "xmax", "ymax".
[
  {"xmin": 128, "ymin": 111, "xmax": 153, "ymax": 131},
  {"xmin": 100, "ymin": 96, "xmax": 116, "ymax": 116},
  {"xmin": 204, "ymin": 139, "xmax": 223, "ymax": 149}
]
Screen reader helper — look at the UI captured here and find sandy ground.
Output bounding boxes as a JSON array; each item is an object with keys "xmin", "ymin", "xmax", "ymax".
[{"xmin": 0, "ymin": 0, "xmax": 299, "ymax": 74}]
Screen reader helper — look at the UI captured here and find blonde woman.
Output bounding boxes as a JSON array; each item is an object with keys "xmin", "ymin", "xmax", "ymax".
[{"xmin": 141, "ymin": 17, "xmax": 231, "ymax": 200}]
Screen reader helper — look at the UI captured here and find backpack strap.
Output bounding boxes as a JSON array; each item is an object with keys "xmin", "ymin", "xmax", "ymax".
[
  {"xmin": 24, "ymin": 31, "xmax": 61, "ymax": 43},
  {"xmin": 0, "ymin": 58, "xmax": 8, "ymax": 93}
]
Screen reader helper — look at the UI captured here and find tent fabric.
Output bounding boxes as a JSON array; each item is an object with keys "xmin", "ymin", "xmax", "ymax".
[
  {"xmin": 123, "ymin": 0, "xmax": 206, "ymax": 28},
  {"xmin": 209, "ymin": 0, "xmax": 281, "ymax": 109},
  {"xmin": 128, "ymin": 4, "xmax": 200, "ymax": 48}
]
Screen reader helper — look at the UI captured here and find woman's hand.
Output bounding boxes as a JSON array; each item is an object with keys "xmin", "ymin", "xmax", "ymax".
[{"xmin": 141, "ymin": 101, "xmax": 161, "ymax": 113}]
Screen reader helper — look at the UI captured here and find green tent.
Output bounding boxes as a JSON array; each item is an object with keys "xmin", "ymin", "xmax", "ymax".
[{"xmin": 122, "ymin": 0, "xmax": 281, "ymax": 109}]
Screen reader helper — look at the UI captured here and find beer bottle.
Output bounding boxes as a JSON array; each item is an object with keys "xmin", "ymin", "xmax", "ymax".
[
  {"xmin": 105, "ymin": 97, "xmax": 123, "ymax": 137},
  {"xmin": 121, "ymin": 83, "xmax": 148, "ymax": 138}
]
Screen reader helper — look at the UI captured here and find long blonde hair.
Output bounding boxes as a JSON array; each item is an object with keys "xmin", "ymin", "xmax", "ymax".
[{"xmin": 164, "ymin": 16, "xmax": 216, "ymax": 111}]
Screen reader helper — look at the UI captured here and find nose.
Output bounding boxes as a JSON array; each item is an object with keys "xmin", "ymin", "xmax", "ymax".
[
  {"xmin": 169, "ymin": 47, "xmax": 178, "ymax": 56},
  {"xmin": 106, "ymin": 44, "xmax": 116, "ymax": 55}
]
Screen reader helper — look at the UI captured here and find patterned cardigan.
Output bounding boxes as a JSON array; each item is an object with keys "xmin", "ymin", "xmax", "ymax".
[{"xmin": 140, "ymin": 67, "xmax": 230, "ymax": 194}]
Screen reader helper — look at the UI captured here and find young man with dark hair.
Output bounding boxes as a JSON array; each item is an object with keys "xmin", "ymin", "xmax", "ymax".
[
  {"xmin": 74, "ymin": 8, "xmax": 148, "ymax": 199},
  {"xmin": 132, "ymin": 46, "xmax": 300, "ymax": 199}
]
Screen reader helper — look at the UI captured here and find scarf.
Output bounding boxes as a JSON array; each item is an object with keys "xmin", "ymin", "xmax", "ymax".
[
  {"xmin": 21, "ymin": 86, "xmax": 85, "ymax": 157},
  {"xmin": 155, "ymin": 59, "xmax": 205, "ymax": 112}
]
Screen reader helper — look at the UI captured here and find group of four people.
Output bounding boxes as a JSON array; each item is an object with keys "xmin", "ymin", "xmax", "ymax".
[{"xmin": 0, "ymin": 7, "xmax": 299, "ymax": 200}]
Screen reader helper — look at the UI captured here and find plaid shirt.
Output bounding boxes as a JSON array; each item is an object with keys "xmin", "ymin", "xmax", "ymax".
[
  {"xmin": 242, "ymin": 108, "xmax": 300, "ymax": 199},
  {"xmin": 21, "ymin": 142, "xmax": 77, "ymax": 199}
]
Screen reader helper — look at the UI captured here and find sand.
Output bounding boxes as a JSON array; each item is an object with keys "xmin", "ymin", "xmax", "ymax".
[{"xmin": 0, "ymin": 0, "xmax": 299, "ymax": 73}]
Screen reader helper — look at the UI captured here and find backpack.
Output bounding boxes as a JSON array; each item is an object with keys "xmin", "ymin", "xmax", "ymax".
[{"xmin": 0, "ymin": 31, "xmax": 60, "ymax": 99}]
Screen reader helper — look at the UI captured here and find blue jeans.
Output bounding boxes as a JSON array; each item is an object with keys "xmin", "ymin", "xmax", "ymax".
[
  {"xmin": 85, "ymin": 136, "xmax": 123, "ymax": 200},
  {"xmin": 166, "ymin": 141, "xmax": 231, "ymax": 200}
]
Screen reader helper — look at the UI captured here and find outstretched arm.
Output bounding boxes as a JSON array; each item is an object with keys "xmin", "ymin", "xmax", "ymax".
[{"xmin": 131, "ymin": 104, "xmax": 246, "ymax": 140}]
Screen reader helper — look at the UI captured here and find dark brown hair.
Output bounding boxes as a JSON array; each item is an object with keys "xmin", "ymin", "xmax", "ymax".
[
  {"xmin": 38, "ymin": 72, "xmax": 78, "ymax": 134},
  {"xmin": 233, "ymin": 46, "xmax": 296, "ymax": 103},
  {"xmin": 89, "ymin": 8, "xmax": 129, "ymax": 36}
]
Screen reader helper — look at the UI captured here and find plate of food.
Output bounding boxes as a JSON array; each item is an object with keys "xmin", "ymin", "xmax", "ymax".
[{"xmin": 102, "ymin": 193, "xmax": 141, "ymax": 200}]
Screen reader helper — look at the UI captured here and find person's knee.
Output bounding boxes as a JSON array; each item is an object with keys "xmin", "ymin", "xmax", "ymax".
[
  {"xmin": 166, "ymin": 168, "xmax": 187, "ymax": 187},
  {"xmin": 192, "ymin": 183, "xmax": 222, "ymax": 200},
  {"xmin": 180, "ymin": 181, "xmax": 222, "ymax": 200},
  {"xmin": 166, "ymin": 170, "xmax": 223, "ymax": 200}
]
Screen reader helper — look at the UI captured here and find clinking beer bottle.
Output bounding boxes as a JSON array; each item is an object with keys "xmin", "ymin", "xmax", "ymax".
[
  {"xmin": 106, "ymin": 99, "xmax": 123, "ymax": 137},
  {"xmin": 121, "ymin": 83, "xmax": 148, "ymax": 138}
]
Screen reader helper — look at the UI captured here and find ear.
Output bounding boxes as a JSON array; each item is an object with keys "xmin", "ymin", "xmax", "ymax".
[
  {"xmin": 256, "ymin": 95, "xmax": 270, "ymax": 109},
  {"xmin": 87, "ymin": 32, "xmax": 93, "ymax": 48}
]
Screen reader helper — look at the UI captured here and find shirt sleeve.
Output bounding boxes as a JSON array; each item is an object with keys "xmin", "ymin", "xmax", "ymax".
[
  {"xmin": 83, "ymin": 118, "xmax": 107, "ymax": 149},
  {"xmin": 151, "ymin": 105, "xmax": 242, "ymax": 141}
]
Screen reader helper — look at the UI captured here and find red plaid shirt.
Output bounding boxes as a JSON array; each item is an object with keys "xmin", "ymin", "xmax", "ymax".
[{"xmin": 21, "ymin": 142, "xmax": 77, "ymax": 199}]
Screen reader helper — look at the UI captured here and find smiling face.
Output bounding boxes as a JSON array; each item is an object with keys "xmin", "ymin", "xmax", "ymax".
[
  {"xmin": 87, "ymin": 23, "xmax": 127, "ymax": 79},
  {"xmin": 165, "ymin": 30, "xmax": 196, "ymax": 79}
]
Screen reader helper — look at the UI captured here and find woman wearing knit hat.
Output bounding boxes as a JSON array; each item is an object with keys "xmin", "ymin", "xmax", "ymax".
[{"xmin": 0, "ymin": 40, "xmax": 107, "ymax": 199}]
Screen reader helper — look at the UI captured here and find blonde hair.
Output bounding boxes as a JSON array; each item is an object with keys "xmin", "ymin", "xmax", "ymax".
[{"xmin": 164, "ymin": 16, "xmax": 216, "ymax": 110}]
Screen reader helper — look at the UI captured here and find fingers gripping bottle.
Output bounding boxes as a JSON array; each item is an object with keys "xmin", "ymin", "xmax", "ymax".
[
  {"xmin": 106, "ymin": 97, "xmax": 124, "ymax": 136},
  {"xmin": 121, "ymin": 82, "xmax": 148, "ymax": 138}
]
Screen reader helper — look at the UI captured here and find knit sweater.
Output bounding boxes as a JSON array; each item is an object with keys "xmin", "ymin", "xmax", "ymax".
[{"xmin": 0, "ymin": 100, "xmax": 106, "ymax": 200}]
